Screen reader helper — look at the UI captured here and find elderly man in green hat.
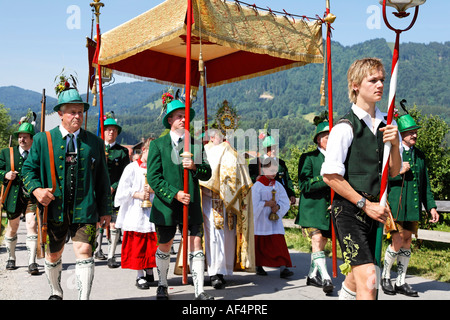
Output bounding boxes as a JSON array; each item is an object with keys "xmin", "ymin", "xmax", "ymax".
[
  {"xmin": 295, "ymin": 120, "xmax": 334, "ymax": 294},
  {"xmin": 22, "ymin": 86, "xmax": 112, "ymax": 300},
  {"xmin": 1, "ymin": 118, "xmax": 39, "ymax": 274},
  {"xmin": 381, "ymin": 114, "xmax": 439, "ymax": 297},
  {"xmin": 94, "ymin": 114, "xmax": 130, "ymax": 268},
  {"xmin": 249, "ymin": 135, "xmax": 296, "ymax": 205},
  {"xmin": 146, "ymin": 96, "xmax": 213, "ymax": 300}
]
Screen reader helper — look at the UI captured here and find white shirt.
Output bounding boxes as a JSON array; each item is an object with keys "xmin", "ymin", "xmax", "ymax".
[
  {"xmin": 114, "ymin": 161, "xmax": 156, "ymax": 233},
  {"xmin": 320, "ymin": 104, "xmax": 403, "ymax": 177},
  {"xmin": 252, "ymin": 180, "xmax": 290, "ymax": 236},
  {"xmin": 59, "ymin": 126, "xmax": 80, "ymax": 153}
]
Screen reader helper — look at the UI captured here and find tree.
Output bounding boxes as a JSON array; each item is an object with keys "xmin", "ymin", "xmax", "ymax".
[{"xmin": 0, "ymin": 104, "xmax": 15, "ymax": 149}]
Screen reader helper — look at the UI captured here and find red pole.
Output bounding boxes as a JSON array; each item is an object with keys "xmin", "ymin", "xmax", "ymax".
[
  {"xmin": 96, "ymin": 24, "xmax": 105, "ymax": 140},
  {"xmin": 182, "ymin": 0, "xmax": 193, "ymax": 285},
  {"xmin": 325, "ymin": 2, "xmax": 337, "ymax": 279}
]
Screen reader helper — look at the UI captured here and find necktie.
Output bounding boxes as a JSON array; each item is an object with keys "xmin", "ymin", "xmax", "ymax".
[
  {"xmin": 67, "ymin": 134, "xmax": 75, "ymax": 153},
  {"xmin": 23, "ymin": 150, "xmax": 28, "ymax": 159},
  {"xmin": 105, "ymin": 144, "xmax": 111, "ymax": 153}
]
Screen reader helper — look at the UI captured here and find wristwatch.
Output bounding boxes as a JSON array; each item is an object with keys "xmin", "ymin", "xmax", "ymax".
[{"xmin": 356, "ymin": 197, "xmax": 366, "ymax": 209}]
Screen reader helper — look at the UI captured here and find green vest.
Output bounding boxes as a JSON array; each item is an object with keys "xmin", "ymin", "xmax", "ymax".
[{"xmin": 341, "ymin": 111, "xmax": 385, "ymax": 197}]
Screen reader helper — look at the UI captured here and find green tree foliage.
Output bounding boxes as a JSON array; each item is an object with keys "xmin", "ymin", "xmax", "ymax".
[
  {"xmin": 0, "ymin": 104, "xmax": 15, "ymax": 149},
  {"xmin": 410, "ymin": 107, "xmax": 450, "ymax": 199}
]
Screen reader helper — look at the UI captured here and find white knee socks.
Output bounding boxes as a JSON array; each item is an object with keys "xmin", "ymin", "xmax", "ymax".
[
  {"xmin": 189, "ymin": 250, "xmax": 205, "ymax": 298},
  {"xmin": 396, "ymin": 248, "xmax": 411, "ymax": 286},
  {"xmin": 26, "ymin": 234, "xmax": 38, "ymax": 265},
  {"xmin": 75, "ymin": 257, "xmax": 95, "ymax": 300},
  {"xmin": 156, "ymin": 248, "xmax": 170, "ymax": 287},
  {"xmin": 45, "ymin": 259, "xmax": 63, "ymax": 298}
]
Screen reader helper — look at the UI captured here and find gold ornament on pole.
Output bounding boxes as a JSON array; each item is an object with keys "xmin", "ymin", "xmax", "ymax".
[
  {"xmin": 268, "ymin": 188, "xmax": 279, "ymax": 221},
  {"xmin": 141, "ymin": 173, "xmax": 152, "ymax": 208},
  {"xmin": 90, "ymin": 0, "xmax": 104, "ymax": 23}
]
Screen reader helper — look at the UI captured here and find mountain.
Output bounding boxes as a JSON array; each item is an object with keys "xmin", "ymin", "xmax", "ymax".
[{"xmin": 1, "ymin": 39, "xmax": 449, "ymax": 151}]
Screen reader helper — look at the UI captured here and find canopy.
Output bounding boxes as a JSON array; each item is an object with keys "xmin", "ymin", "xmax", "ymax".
[{"xmin": 98, "ymin": 0, "xmax": 324, "ymax": 88}]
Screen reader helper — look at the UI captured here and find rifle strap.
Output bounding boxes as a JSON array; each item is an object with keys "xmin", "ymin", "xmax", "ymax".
[{"xmin": 45, "ymin": 132, "xmax": 57, "ymax": 193}]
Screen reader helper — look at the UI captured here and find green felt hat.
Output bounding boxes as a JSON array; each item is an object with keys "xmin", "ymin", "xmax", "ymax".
[
  {"xmin": 104, "ymin": 117, "xmax": 122, "ymax": 135},
  {"xmin": 397, "ymin": 114, "xmax": 421, "ymax": 133},
  {"xmin": 14, "ymin": 122, "xmax": 35, "ymax": 138},
  {"xmin": 162, "ymin": 100, "xmax": 195, "ymax": 129},
  {"xmin": 53, "ymin": 88, "xmax": 90, "ymax": 112},
  {"xmin": 262, "ymin": 135, "xmax": 277, "ymax": 148},
  {"xmin": 314, "ymin": 121, "xmax": 329, "ymax": 143}
]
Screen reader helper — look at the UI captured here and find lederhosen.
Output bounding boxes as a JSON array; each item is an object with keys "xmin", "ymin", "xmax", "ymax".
[
  {"xmin": 331, "ymin": 111, "xmax": 385, "ymax": 272},
  {"xmin": 48, "ymin": 135, "xmax": 96, "ymax": 252}
]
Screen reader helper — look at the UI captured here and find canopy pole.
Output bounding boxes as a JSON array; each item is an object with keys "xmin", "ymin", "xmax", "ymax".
[
  {"xmin": 182, "ymin": 0, "xmax": 193, "ymax": 285},
  {"xmin": 91, "ymin": 0, "xmax": 105, "ymax": 140},
  {"xmin": 375, "ymin": 0, "xmax": 420, "ymax": 299},
  {"xmin": 325, "ymin": 0, "xmax": 337, "ymax": 279}
]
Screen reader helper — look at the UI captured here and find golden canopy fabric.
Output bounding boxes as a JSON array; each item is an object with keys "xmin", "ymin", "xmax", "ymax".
[{"xmin": 98, "ymin": 0, "xmax": 324, "ymax": 88}]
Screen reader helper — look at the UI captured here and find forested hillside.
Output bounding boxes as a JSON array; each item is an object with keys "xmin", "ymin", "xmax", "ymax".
[{"xmin": 1, "ymin": 38, "xmax": 449, "ymax": 152}]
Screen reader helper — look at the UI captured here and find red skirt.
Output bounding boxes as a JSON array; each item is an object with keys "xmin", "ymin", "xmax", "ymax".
[
  {"xmin": 254, "ymin": 234, "xmax": 292, "ymax": 267},
  {"xmin": 121, "ymin": 231, "xmax": 158, "ymax": 270}
]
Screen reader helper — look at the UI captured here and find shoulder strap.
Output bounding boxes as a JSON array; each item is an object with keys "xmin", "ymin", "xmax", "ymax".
[
  {"xmin": 45, "ymin": 131, "xmax": 57, "ymax": 193},
  {"xmin": 9, "ymin": 147, "xmax": 14, "ymax": 172}
]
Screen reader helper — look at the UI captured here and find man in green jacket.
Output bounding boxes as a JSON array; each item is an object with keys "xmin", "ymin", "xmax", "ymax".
[
  {"xmin": 1, "ymin": 120, "xmax": 38, "ymax": 274},
  {"xmin": 94, "ymin": 115, "xmax": 130, "ymax": 268},
  {"xmin": 147, "ymin": 97, "xmax": 212, "ymax": 300},
  {"xmin": 22, "ymin": 87, "xmax": 112, "ymax": 300},
  {"xmin": 295, "ymin": 120, "xmax": 333, "ymax": 294},
  {"xmin": 381, "ymin": 114, "xmax": 439, "ymax": 297}
]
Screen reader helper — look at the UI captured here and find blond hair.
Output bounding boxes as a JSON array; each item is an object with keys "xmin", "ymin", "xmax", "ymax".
[{"xmin": 347, "ymin": 58, "xmax": 385, "ymax": 103}]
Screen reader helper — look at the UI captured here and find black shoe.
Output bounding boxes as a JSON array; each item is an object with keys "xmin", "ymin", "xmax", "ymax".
[
  {"xmin": 211, "ymin": 275, "xmax": 225, "ymax": 289},
  {"xmin": 145, "ymin": 273, "xmax": 155, "ymax": 283},
  {"xmin": 306, "ymin": 276, "xmax": 322, "ymax": 288},
  {"xmin": 322, "ymin": 279, "xmax": 334, "ymax": 294},
  {"xmin": 381, "ymin": 278, "xmax": 396, "ymax": 295},
  {"xmin": 107, "ymin": 258, "xmax": 120, "ymax": 268},
  {"xmin": 48, "ymin": 295, "xmax": 62, "ymax": 300},
  {"xmin": 395, "ymin": 283, "xmax": 419, "ymax": 297},
  {"xmin": 94, "ymin": 249, "xmax": 107, "ymax": 260},
  {"xmin": 6, "ymin": 260, "xmax": 16, "ymax": 270},
  {"xmin": 195, "ymin": 292, "xmax": 214, "ymax": 300},
  {"xmin": 280, "ymin": 268, "xmax": 294, "ymax": 278},
  {"xmin": 256, "ymin": 266, "xmax": 267, "ymax": 276},
  {"xmin": 28, "ymin": 263, "xmax": 39, "ymax": 275},
  {"xmin": 156, "ymin": 285, "xmax": 169, "ymax": 300},
  {"xmin": 136, "ymin": 277, "xmax": 151, "ymax": 290}
]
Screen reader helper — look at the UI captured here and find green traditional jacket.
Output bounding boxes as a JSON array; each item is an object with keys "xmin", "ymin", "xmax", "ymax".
[
  {"xmin": 0, "ymin": 146, "xmax": 29, "ymax": 214},
  {"xmin": 295, "ymin": 148, "xmax": 331, "ymax": 230},
  {"xmin": 249, "ymin": 157, "xmax": 295, "ymax": 198},
  {"xmin": 106, "ymin": 143, "xmax": 130, "ymax": 204},
  {"xmin": 388, "ymin": 146, "xmax": 436, "ymax": 222},
  {"xmin": 22, "ymin": 127, "xmax": 112, "ymax": 223},
  {"xmin": 146, "ymin": 134, "xmax": 211, "ymax": 226}
]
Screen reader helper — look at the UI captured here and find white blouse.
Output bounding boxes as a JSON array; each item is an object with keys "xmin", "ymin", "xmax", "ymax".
[
  {"xmin": 252, "ymin": 180, "xmax": 290, "ymax": 236},
  {"xmin": 114, "ymin": 161, "xmax": 156, "ymax": 233}
]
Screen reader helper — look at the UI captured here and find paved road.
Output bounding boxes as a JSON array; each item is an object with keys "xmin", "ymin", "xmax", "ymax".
[{"xmin": 1, "ymin": 219, "xmax": 449, "ymax": 302}]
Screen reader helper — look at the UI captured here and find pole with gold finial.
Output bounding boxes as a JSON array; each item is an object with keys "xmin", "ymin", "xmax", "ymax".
[{"xmin": 90, "ymin": 0, "xmax": 105, "ymax": 140}]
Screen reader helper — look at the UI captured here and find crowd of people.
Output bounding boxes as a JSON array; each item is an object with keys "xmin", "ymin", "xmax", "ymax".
[{"xmin": 0, "ymin": 58, "xmax": 440, "ymax": 300}]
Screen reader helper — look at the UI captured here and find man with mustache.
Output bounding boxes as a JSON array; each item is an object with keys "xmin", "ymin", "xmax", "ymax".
[
  {"xmin": 381, "ymin": 114, "xmax": 439, "ymax": 297},
  {"xmin": 22, "ymin": 86, "xmax": 112, "ymax": 300},
  {"xmin": 1, "ymin": 117, "xmax": 38, "ymax": 275}
]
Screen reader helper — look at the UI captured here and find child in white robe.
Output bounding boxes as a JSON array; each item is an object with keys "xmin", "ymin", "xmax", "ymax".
[
  {"xmin": 252, "ymin": 157, "xmax": 293, "ymax": 278},
  {"xmin": 114, "ymin": 138, "xmax": 158, "ymax": 289}
]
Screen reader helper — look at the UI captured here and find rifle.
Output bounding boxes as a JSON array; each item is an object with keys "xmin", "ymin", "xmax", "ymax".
[{"xmin": 0, "ymin": 138, "xmax": 14, "ymax": 236}]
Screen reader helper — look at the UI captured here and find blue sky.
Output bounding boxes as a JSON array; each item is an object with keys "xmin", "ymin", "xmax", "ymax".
[{"xmin": 0, "ymin": 0, "xmax": 449, "ymax": 97}]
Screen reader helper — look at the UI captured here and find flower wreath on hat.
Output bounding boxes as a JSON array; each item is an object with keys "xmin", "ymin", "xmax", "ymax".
[{"xmin": 53, "ymin": 69, "xmax": 90, "ymax": 112}]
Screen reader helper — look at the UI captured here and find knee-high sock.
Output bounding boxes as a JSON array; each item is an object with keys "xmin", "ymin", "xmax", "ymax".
[
  {"xmin": 26, "ymin": 234, "xmax": 38, "ymax": 265},
  {"xmin": 189, "ymin": 250, "xmax": 205, "ymax": 297},
  {"xmin": 382, "ymin": 245, "xmax": 398, "ymax": 280},
  {"xmin": 5, "ymin": 236, "xmax": 17, "ymax": 261},
  {"xmin": 308, "ymin": 254, "xmax": 318, "ymax": 278},
  {"xmin": 396, "ymin": 248, "xmax": 411, "ymax": 286},
  {"xmin": 75, "ymin": 257, "xmax": 95, "ymax": 300},
  {"xmin": 108, "ymin": 228, "xmax": 120, "ymax": 259},
  {"xmin": 45, "ymin": 259, "xmax": 63, "ymax": 298},
  {"xmin": 156, "ymin": 248, "xmax": 170, "ymax": 287},
  {"xmin": 95, "ymin": 227, "xmax": 104, "ymax": 253},
  {"xmin": 339, "ymin": 282, "xmax": 356, "ymax": 300},
  {"xmin": 312, "ymin": 251, "xmax": 331, "ymax": 280}
]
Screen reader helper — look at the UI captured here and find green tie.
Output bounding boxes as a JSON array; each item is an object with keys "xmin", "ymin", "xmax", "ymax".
[
  {"xmin": 106, "ymin": 144, "xmax": 111, "ymax": 153},
  {"xmin": 67, "ymin": 134, "xmax": 75, "ymax": 153}
]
